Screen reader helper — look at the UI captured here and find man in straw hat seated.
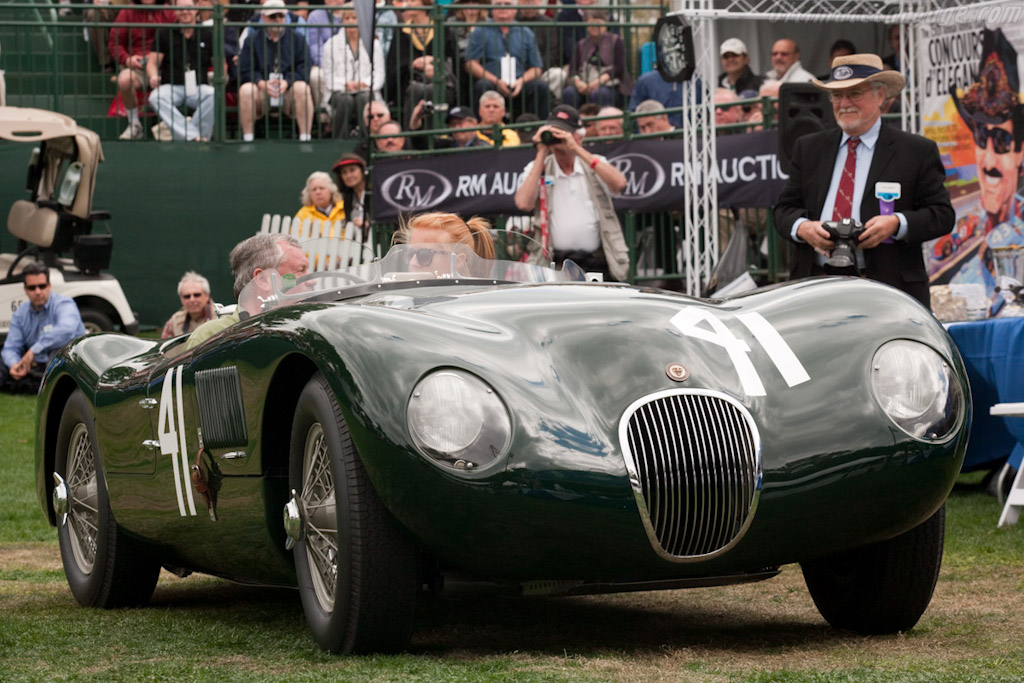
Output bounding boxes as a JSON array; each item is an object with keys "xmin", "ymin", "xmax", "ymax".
[{"xmin": 773, "ymin": 53, "xmax": 954, "ymax": 309}]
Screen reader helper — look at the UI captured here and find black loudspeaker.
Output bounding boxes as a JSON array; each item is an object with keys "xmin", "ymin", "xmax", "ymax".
[{"xmin": 778, "ymin": 83, "xmax": 837, "ymax": 174}]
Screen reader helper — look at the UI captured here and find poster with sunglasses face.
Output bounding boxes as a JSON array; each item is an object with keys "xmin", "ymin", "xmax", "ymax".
[{"xmin": 919, "ymin": 16, "xmax": 1024, "ymax": 317}]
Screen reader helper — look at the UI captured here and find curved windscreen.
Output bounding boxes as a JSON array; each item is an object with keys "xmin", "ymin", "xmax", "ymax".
[{"xmin": 237, "ymin": 242, "xmax": 587, "ymax": 315}]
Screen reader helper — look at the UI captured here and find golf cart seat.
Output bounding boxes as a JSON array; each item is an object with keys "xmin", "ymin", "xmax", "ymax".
[{"xmin": 1, "ymin": 107, "xmax": 112, "ymax": 276}]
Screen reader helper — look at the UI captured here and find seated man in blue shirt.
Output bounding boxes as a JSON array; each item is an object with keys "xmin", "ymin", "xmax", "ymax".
[
  {"xmin": 2, "ymin": 262, "xmax": 87, "ymax": 393},
  {"xmin": 466, "ymin": 0, "xmax": 550, "ymax": 120}
]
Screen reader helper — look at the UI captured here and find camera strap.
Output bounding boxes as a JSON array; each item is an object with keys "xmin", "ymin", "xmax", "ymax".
[{"xmin": 537, "ymin": 174, "xmax": 550, "ymax": 253}]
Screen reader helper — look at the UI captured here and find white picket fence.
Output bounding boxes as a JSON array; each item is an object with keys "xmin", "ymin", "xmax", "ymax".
[{"xmin": 258, "ymin": 214, "xmax": 378, "ymax": 272}]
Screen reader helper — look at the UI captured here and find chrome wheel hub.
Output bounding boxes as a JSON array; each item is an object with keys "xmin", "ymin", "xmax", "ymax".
[
  {"xmin": 301, "ymin": 422, "xmax": 338, "ymax": 613},
  {"xmin": 65, "ymin": 423, "xmax": 99, "ymax": 574},
  {"xmin": 283, "ymin": 491, "xmax": 302, "ymax": 550},
  {"xmin": 52, "ymin": 472, "xmax": 69, "ymax": 526}
]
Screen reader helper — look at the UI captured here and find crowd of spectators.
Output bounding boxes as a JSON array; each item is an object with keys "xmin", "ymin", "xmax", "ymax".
[{"xmin": 71, "ymin": 1, "xmax": 909, "ymax": 143}]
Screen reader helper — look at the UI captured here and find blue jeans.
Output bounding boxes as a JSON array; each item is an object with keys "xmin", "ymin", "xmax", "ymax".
[{"xmin": 151, "ymin": 83, "xmax": 215, "ymax": 141}]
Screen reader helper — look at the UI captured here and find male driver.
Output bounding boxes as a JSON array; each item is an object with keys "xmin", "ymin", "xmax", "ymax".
[
  {"xmin": 765, "ymin": 39, "xmax": 814, "ymax": 84},
  {"xmin": 238, "ymin": 0, "xmax": 314, "ymax": 142},
  {"xmin": 186, "ymin": 233, "xmax": 309, "ymax": 350},
  {"xmin": 466, "ymin": 0, "xmax": 550, "ymax": 119},
  {"xmin": 774, "ymin": 53, "xmax": 954, "ymax": 309},
  {"xmin": 2, "ymin": 263, "xmax": 86, "ymax": 393},
  {"xmin": 634, "ymin": 99, "xmax": 675, "ymax": 136},
  {"xmin": 146, "ymin": 0, "xmax": 216, "ymax": 142},
  {"xmin": 718, "ymin": 38, "xmax": 762, "ymax": 94},
  {"xmin": 514, "ymin": 105, "xmax": 629, "ymax": 281},
  {"xmin": 947, "ymin": 28, "xmax": 1024, "ymax": 302}
]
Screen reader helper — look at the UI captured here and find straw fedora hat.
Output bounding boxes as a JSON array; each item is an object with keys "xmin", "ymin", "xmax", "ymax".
[{"xmin": 812, "ymin": 53, "xmax": 905, "ymax": 99}]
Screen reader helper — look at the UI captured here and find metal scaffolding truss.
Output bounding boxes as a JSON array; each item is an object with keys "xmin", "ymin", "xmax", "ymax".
[{"xmin": 673, "ymin": 0, "xmax": 993, "ymax": 297}]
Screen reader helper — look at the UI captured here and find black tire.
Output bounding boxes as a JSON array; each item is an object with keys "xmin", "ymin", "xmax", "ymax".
[
  {"xmin": 55, "ymin": 390, "xmax": 160, "ymax": 608},
  {"xmin": 78, "ymin": 307, "xmax": 114, "ymax": 334},
  {"xmin": 289, "ymin": 372, "xmax": 418, "ymax": 654},
  {"xmin": 801, "ymin": 505, "xmax": 945, "ymax": 635}
]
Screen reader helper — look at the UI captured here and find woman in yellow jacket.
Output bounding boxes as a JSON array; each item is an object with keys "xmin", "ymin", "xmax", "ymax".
[{"xmin": 294, "ymin": 171, "xmax": 346, "ymax": 237}]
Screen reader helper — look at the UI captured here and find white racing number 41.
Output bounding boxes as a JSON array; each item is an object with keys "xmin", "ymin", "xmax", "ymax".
[
  {"xmin": 670, "ymin": 308, "xmax": 810, "ymax": 397},
  {"xmin": 158, "ymin": 366, "xmax": 197, "ymax": 517}
]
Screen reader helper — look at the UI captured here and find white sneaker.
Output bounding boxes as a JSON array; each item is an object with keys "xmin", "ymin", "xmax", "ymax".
[
  {"xmin": 151, "ymin": 121, "xmax": 172, "ymax": 142},
  {"xmin": 119, "ymin": 122, "xmax": 144, "ymax": 141}
]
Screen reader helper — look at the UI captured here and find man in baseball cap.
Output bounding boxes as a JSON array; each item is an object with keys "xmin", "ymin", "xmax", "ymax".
[
  {"xmin": 513, "ymin": 104, "xmax": 630, "ymax": 281},
  {"xmin": 719, "ymin": 38, "xmax": 763, "ymax": 94}
]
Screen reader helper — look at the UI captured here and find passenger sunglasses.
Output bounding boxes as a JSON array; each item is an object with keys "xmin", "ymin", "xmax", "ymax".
[
  {"xmin": 25, "ymin": 283, "xmax": 49, "ymax": 291},
  {"xmin": 973, "ymin": 124, "xmax": 1016, "ymax": 154},
  {"xmin": 412, "ymin": 248, "xmax": 448, "ymax": 267}
]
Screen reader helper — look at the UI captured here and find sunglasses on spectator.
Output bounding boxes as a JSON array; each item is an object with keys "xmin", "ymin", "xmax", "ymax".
[
  {"xmin": 828, "ymin": 88, "xmax": 872, "ymax": 103},
  {"xmin": 369, "ymin": 113, "xmax": 388, "ymax": 119},
  {"xmin": 973, "ymin": 124, "xmax": 1016, "ymax": 154},
  {"xmin": 25, "ymin": 283, "xmax": 49, "ymax": 291},
  {"xmin": 181, "ymin": 292, "xmax": 205, "ymax": 299},
  {"xmin": 412, "ymin": 248, "xmax": 449, "ymax": 267}
]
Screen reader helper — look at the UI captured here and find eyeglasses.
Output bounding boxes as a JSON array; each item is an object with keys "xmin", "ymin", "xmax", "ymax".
[
  {"xmin": 181, "ymin": 292, "xmax": 205, "ymax": 299},
  {"xmin": 369, "ymin": 113, "xmax": 388, "ymax": 119},
  {"xmin": 973, "ymin": 124, "xmax": 1016, "ymax": 154},
  {"xmin": 771, "ymin": 51, "xmax": 793, "ymax": 57},
  {"xmin": 828, "ymin": 88, "xmax": 872, "ymax": 103},
  {"xmin": 412, "ymin": 248, "xmax": 448, "ymax": 267},
  {"xmin": 25, "ymin": 283, "xmax": 49, "ymax": 291}
]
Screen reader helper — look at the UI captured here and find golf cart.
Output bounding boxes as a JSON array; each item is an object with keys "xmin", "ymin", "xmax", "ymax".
[{"xmin": 0, "ymin": 107, "xmax": 136, "ymax": 336}]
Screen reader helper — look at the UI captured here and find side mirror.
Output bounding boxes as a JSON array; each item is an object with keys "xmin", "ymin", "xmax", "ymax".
[
  {"xmin": 57, "ymin": 161, "xmax": 83, "ymax": 207},
  {"xmin": 25, "ymin": 147, "xmax": 41, "ymax": 193}
]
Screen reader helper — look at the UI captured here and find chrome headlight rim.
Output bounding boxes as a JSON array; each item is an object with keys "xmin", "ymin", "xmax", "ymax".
[
  {"xmin": 407, "ymin": 368, "xmax": 513, "ymax": 475},
  {"xmin": 870, "ymin": 339, "xmax": 964, "ymax": 444}
]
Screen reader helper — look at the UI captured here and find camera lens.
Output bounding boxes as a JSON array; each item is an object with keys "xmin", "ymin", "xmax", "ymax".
[{"xmin": 540, "ymin": 130, "xmax": 560, "ymax": 145}]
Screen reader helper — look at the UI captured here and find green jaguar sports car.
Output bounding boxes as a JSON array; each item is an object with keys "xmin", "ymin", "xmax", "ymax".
[{"xmin": 36, "ymin": 243, "xmax": 970, "ymax": 653}]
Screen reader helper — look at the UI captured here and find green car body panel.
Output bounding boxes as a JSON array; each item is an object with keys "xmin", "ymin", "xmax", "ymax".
[{"xmin": 36, "ymin": 276, "xmax": 970, "ymax": 588}]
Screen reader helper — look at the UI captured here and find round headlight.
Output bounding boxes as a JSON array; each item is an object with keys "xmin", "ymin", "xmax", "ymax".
[
  {"xmin": 870, "ymin": 340, "xmax": 962, "ymax": 441},
  {"xmin": 407, "ymin": 370, "xmax": 512, "ymax": 471}
]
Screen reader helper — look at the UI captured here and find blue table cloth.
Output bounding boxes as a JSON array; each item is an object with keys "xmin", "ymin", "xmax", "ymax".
[{"xmin": 947, "ymin": 317, "xmax": 1024, "ymax": 472}]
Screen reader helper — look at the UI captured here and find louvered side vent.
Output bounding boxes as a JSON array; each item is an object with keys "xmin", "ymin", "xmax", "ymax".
[
  {"xmin": 620, "ymin": 390, "xmax": 761, "ymax": 560},
  {"xmin": 195, "ymin": 367, "xmax": 248, "ymax": 448}
]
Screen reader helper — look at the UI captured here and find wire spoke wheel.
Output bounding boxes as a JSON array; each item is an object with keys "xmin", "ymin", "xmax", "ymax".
[
  {"xmin": 55, "ymin": 390, "xmax": 160, "ymax": 608},
  {"xmin": 65, "ymin": 422, "xmax": 100, "ymax": 574},
  {"xmin": 289, "ymin": 372, "xmax": 419, "ymax": 653},
  {"xmin": 302, "ymin": 422, "xmax": 339, "ymax": 613}
]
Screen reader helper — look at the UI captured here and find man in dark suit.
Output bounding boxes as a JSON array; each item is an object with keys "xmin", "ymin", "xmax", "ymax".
[{"xmin": 774, "ymin": 53, "xmax": 954, "ymax": 309}]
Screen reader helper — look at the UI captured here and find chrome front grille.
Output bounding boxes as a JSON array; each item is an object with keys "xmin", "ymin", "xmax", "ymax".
[{"xmin": 619, "ymin": 390, "xmax": 761, "ymax": 560}]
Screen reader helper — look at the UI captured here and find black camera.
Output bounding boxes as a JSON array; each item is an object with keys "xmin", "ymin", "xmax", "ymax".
[
  {"xmin": 540, "ymin": 130, "xmax": 562, "ymax": 145},
  {"xmin": 822, "ymin": 218, "xmax": 865, "ymax": 271},
  {"xmin": 420, "ymin": 101, "xmax": 448, "ymax": 117}
]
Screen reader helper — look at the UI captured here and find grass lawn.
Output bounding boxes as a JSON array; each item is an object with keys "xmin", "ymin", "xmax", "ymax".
[{"xmin": 1, "ymin": 391, "xmax": 1022, "ymax": 682}]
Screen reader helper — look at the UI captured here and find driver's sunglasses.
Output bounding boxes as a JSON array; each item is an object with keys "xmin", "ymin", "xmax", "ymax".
[
  {"xmin": 412, "ymin": 248, "xmax": 448, "ymax": 267},
  {"xmin": 973, "ymin": 124, "xmax": 1016, "ymax": 154},
  {"xmin": 25, "ymin": 283, "xmax": 49, "ymax": 291},
  {"xmin": 181, "ymin": 292, "xmax": 204, "ymax": 299}
]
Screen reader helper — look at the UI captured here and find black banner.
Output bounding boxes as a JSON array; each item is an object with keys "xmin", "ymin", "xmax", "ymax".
[{"xmin": 374, "ymin": 130, "xmax": 789, "ymax": 221}]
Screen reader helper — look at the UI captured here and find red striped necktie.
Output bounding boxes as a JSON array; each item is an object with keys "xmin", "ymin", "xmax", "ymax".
[{"xmin": 831, "ymin": 137, "xmax": 860, "ymax": 222}]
